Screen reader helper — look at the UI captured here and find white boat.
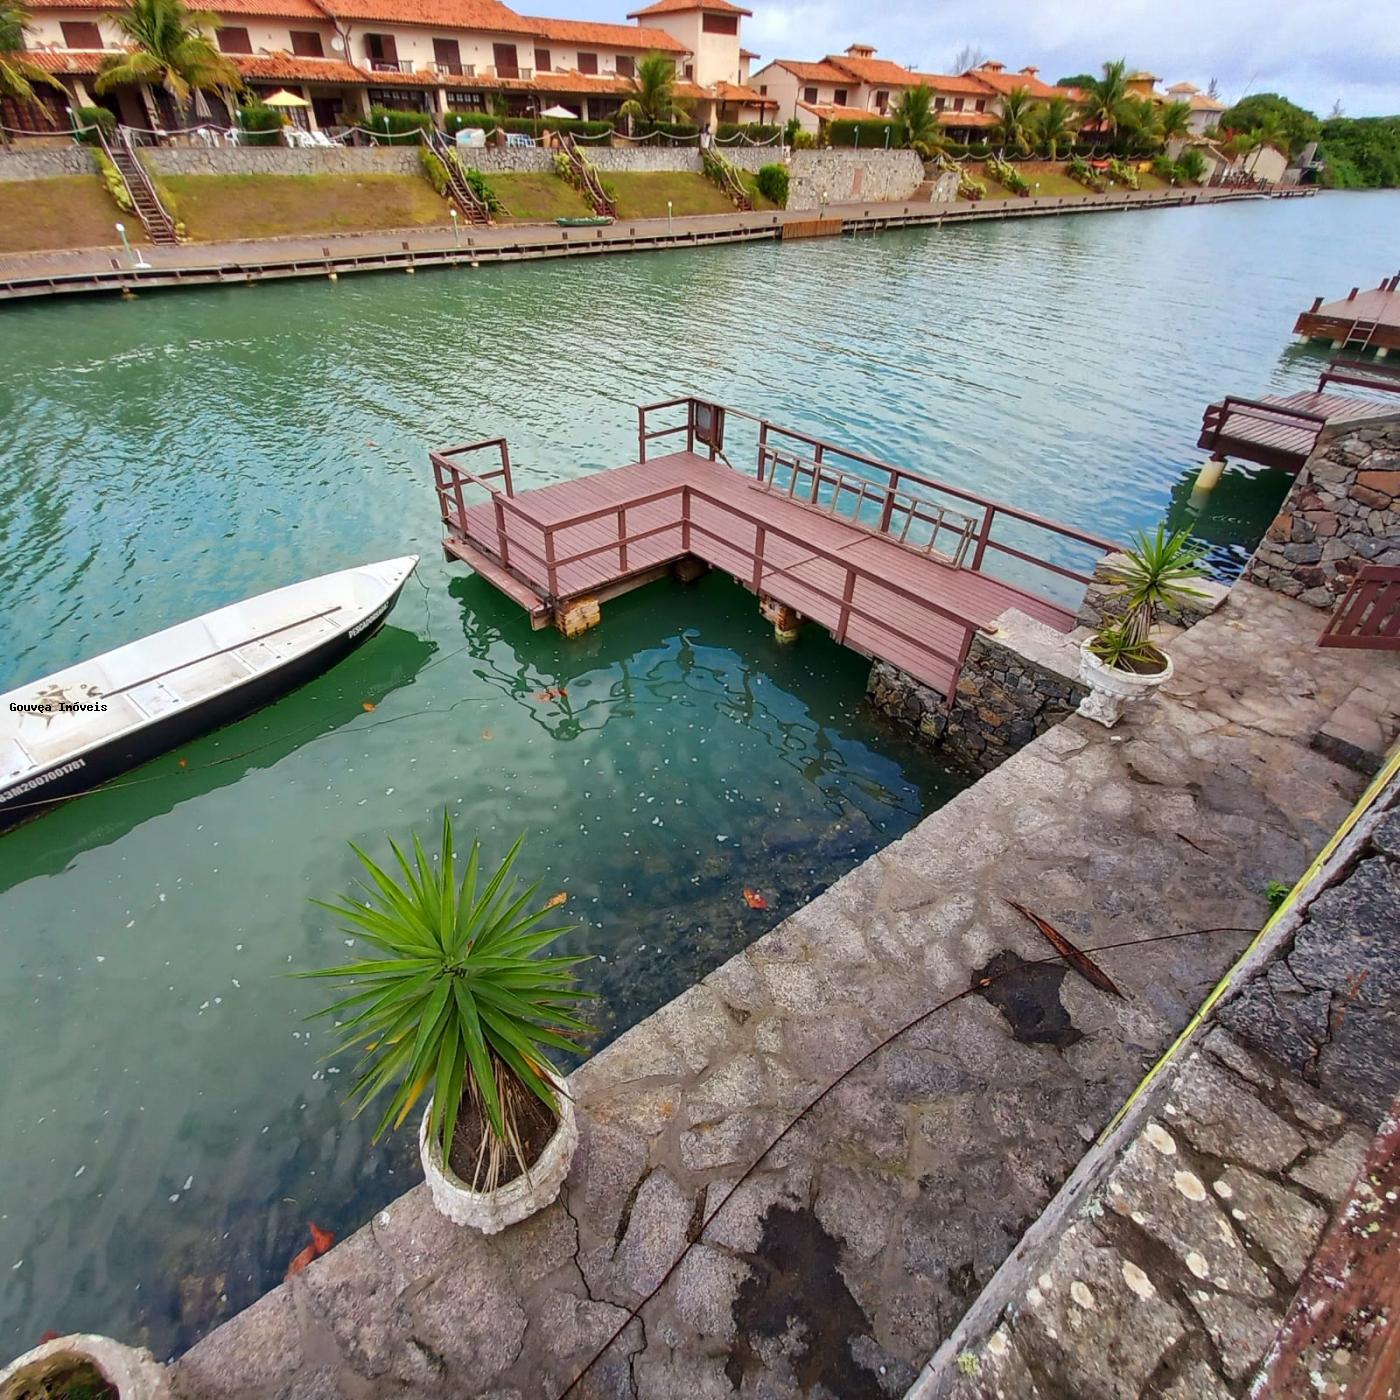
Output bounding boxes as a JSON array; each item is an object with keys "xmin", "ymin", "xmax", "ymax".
[{"xmin": 0, "ymin": 555, "xmax": 419, "ymax": 831}]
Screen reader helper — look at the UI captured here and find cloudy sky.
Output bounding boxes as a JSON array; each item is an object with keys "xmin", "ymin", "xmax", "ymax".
[{"xmin": 543, "ymin": 0, "xmax": 1399, "ymax": 118}]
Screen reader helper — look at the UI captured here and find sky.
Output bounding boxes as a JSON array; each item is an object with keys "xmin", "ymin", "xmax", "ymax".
[{"xmin": 540, "ymin": 0, "xmax": 1400, "ymax": 119}]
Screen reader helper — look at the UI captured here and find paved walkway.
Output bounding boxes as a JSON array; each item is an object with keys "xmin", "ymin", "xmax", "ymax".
[
  {"xmin": 166, "ymin": 580, "xmax": 1394, "ymax": 1400},
  {"xmin": 929, "ymin": 779, "xmax": 1399, "ymax": 1397},
  {"xmin": 0, "ymin": 187, "xmax": 1270, "ymax": 299}
]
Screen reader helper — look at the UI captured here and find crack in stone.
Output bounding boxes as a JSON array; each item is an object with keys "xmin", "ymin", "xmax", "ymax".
[{"xmin": 612, "ymin": 1168, "xmax": 650, "ymax": 1253}]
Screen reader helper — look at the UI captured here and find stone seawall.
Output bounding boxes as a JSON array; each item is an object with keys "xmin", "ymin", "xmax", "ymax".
[
  {"xmin": 1245, "ymin": 415, "xmax": 1400, "ymax": 608},
  {"xmin": 0, "ymin": 148, "xmax": 96, "ymax": 181},
  {"xmin": 786, "ymin": 149, "xmax": 924, "ymax": 211},
  {"xmin": 145, "ymin": 147, "xmax": 421, "ymax": 177}
]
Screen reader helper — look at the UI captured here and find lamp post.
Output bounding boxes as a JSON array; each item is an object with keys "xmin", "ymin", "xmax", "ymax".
[
  {"xmin": 667, "ymin": 200, "xmax": 673, "ymax": 235},
  {"xmin": 115, "ymin": 221, "xmax": 150, "ymax": 270},
  {"xmin": 450, "ymin": 207, "xmax": 459, "ymax": 247}
]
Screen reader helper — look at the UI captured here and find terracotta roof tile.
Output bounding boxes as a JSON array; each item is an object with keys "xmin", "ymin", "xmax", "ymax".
[
  {"xmin": 911, "ymin": 71, "xmax": 1000, "ymax": 97},
  {"xmin": 772, "ymin": 59, "xmax": 855, "ymax": 84},
  {"xmin": 797, "ymin": 101, "xmax": 886, "ymax": 122},
  {"xmin": 316, "ymin": 0, "xmax": 536, "ymax": 32},
  {"xmin": 521, "ymin": 16, "xmax": 685, "ymax": 51},
  {"xmin": 825, "ymin": 53, "xmax": 917, "ymax": 87},
  {"xmin": 628, "ymin": 0, "xmax": 750, "ymax": 16},
  {"xmin": 1187, "ymin": 93, "xmax": 1226, "ymax": 112},
  {"xmin": 234, "ymin": 53, "xmax": 365, "ymax": 82},
  {"xmin": 936, "ymin": 109, "xmax": 996, "ymax": 128},
  {"xmin": 967, "ymin": 64, "xmax": 1073, "ymax": 101},
  {"xmin": 23, "ymin": 47, "xmax": 108, "ymax": 74},
  {"xmin": 713, "ymin": 80, "xmax": 774, "ymax": 106}
]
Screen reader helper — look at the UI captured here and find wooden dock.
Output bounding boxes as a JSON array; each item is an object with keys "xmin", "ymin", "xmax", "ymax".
[
  {"xmin": 1294, "ymin": 271, "xmax": 1400, "ymax": 355},
  {"xmin": 1197, "ymin": 357, "xmax": 1400, "ymax": 474},
  {"xmin": 433, "ymin": 400, "xmax": 1116, "ymax": 700}
]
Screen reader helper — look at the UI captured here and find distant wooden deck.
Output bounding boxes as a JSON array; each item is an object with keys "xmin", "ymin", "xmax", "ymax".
[
  {"xmin": 1197, "ymin": 357, "xmax": 1400, "ymax": 474},
  {"xmin": 1295, "ymin": 271, "xmax": 1400, "ymax": 355},
  {"xmin": 433, "ymin": 400, "xmax": 1116, "ymax": 700}
]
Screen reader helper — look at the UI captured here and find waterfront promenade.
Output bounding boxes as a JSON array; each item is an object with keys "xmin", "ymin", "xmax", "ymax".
[
  {"xmin": 169, "ymin": 578, "xmax": 1392, "ymax": 1399},
  {"xmin": 0, "ymin": 185, "xmax": 1291, "ymax": 303}
]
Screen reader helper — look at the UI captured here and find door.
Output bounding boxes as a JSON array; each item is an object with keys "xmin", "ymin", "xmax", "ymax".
[
  {"xmin": 312, "ymin": 96, "xmax": 341, "ymax": 130},
  {"xmin": 493, "ymin": 42, "xmax": 519, "ymax": 78},
  {"xmin": 366, "ymin": 33, "xmax": 397, "ymax": 69},
  {"xmin": 433, "ymin": 37, "xmax": 460, "ymax": 72}
]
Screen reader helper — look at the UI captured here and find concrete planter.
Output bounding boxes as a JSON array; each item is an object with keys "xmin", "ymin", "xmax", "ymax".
[
  {"xmin": 1077, "ymin": 639, "xmax": 1174, "ymax": 727},
  {"xmin": 419, "ymin": 1073, "xmax": 577, "ymax": 1233},
  {"xmin": 0, "ymin": 1334, "xmax": 169, "ymax": 1400}
]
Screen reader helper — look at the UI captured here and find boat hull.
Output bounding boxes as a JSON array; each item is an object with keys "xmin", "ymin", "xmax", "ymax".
[{"xmin": 0, "ymin": 574, "xmax": 411, "ymax": 834}]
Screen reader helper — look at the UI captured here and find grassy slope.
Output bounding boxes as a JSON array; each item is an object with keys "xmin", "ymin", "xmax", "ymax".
[
  {"xmin": 160, "ymin": 173, "xmax": 450, "ymax": 241},
  {"xmin": 606, "ymin": 172, "xmax": 739, "ymax": 219},
  {"xmin": 489, "ymin": 172, "xmax": 592, "ymax": 223},
  {"xmin": 0, "ymin": 176, "xmax": 133, "ymax": 254}
]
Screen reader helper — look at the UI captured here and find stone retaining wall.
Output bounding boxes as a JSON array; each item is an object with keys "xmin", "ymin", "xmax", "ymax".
[
  {"xmin": 866, "ymin": 608, "xmax": 1091, "ymax": 772},
  {"xmin": 144, "ymin": 147, "xmax": 420, "ymax": 176},
  {"xmin": 786, "ymin": 149, "xmax": 924, "ymax": 211},
  {"xmin": 0, "ymin": 148, "xmax": 96, "ymax": 181},
  {"xmin": 1245, "ymin": 415, "xmax": 1400, "ymax": 609}
]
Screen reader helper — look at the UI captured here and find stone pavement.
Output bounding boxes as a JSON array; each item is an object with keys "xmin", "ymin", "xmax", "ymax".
[
  {"xmin": 925, "ymin": 782, "xmax": 1399, "ymax": 1398},
  {"xmin": 168, "ymin": 582, "xmax": 1396, "ymax": 1400}
]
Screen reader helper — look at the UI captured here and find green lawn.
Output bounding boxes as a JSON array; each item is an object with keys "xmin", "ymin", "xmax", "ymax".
[
  {"xmin": 605, "ymin": 172, "xmax": 741, "ymax": 220},
  {"xmin": 489, "ymin": 172, "xmax": 593, "ymax": 223},
  {"xmin": 160, "ymin": 173, "xmax": 451, "ymax": 241},
  {"xmin": 0, "ymin": 175, "xmax": 132, "ymax": 254}
]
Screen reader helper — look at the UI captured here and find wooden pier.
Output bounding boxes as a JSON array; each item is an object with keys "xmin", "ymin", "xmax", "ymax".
[
  {"xmin": 433, "ymin": 400, "xmax": 1116, "ymax": 700},
  {"xmin": 1294, "ymin": 271, "xmax": 1400, "ymax": 356},
  {"xmin": 1197, "ymin": 356, "xmax": 1400, "ymax": 474}
]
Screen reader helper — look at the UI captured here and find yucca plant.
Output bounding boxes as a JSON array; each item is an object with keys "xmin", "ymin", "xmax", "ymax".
[
  {"xmin": 304, "ymin": 816, "xmax": 592, "ymax": 1191},
  {"xmin": 1093, "ymin": 524, "xmax": 1208, "ymax": 665}
]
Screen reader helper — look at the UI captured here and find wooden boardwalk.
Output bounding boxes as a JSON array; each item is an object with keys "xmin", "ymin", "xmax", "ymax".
[
  {"xmin": 434, "ymin": 400, "xmax": 1116, "ymax": 699},
  {"xmin": 1295, "ymin": 271, "xmax": 1400, "ymax": 355},
  {"xmin": 1197, "ymin": 357, "xmax": 1400, "ymax": 474}
]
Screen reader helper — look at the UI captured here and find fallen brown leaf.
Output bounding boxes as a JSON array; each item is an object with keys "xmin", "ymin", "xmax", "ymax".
[
  {"xmin": 544, "ymin": 892, "xmax": 567, "ymax": 910},
  {"xmin": 1005, "ymin": 899, "xmax": 1123, "ymax": 999},
  {"xmin": 742, "ymin": 888, "xmax": 769, "ymax": 910}
]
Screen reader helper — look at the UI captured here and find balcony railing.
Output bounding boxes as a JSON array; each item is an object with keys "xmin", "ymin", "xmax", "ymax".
[
  {"xmin": 431, "ymin": 61, "xmax": 474, "ymax": 77},
  {"xmin": 483, "ymin": 65, "xmax": 532, "ymax": 80},
  {"xmin": 368, "ymin": 58, "xmax": 414, "ymax": 74}
]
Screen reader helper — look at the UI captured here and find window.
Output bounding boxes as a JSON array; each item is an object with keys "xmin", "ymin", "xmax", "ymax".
[
  {"xmin": 953, "ymin": 97, "xmax": 964, "ymax": 111},
  {"xmin": 702, "ymin": 13, "xmax": 738, "ymax": 33},
  {"xmin": 875, "ymin": 89, "xmax": 889, "ymax": 112},
  {"xmin": 290, "ymin": 31, "xmax": 324, "ymax": 57},
  {"xmin": 534, "ymin": 47, "xmax": 551, "ymax": 73},
  {"xmin": 577, "ymin": 51, "xmax": 598, "ymax": 74},
  {"xmin": 683, "ymin": 61, "xmax": 693, "ymax": 78},
  {"xmin": 367, "ymin": 87, "xmax": 425, "ymax": 111},
  {"xmin": 432, "ymin": 37, "xmax": 460, "ymax": 70},
  {"xmin": 759, "ymin": 83, "xmax": 767, "ymax": 95},
  {"xmin": 218, "ymin": 26, "xmax": 252, "ymax": 54},
  {"xmin": 974, "ymin": 98, "xmax": 985, "ymax": 112},
  {"xmin": 934, "ymin": 95, "xmax": 945, "ymax": 109},
  {"xmin": 446, "ymin": 90, "xmax": 485, "ymax": 111},
  {"xmin": 802, "ymin": 86, "xmax": 817, "ymax": 104},
  {"xmin": 492, "ymin": 42, "xmax": 519, "ymax": 78},
  {"xmin": 365, "ymin": 33, "xmax": 398, "ymax": 68},
  {"xmin": 616, "ymin": 54, "xmax": 634, "ymax": 78},
  {"xmin": 60, "ymin": 21, "xmax": 102, "ymax": 48}
]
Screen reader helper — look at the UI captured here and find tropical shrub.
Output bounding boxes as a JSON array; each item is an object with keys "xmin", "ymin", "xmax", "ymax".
[
  {"xmin": 825, "ymin": 118, "xmax": 899, "ymax": 148},
  {"xmin": 237, "ymin": 102, "xmax": 283, "ymax": 147},
  {"xmin": 1088, "ymin": 525, "xmax": 1207, "ymax": 669},
  {"xmin": 419, "ymin": 146, "xmax": 450, "ymax": 196},
  {"xmin": 93, "ymin": 147, "xmax": 133, "ymax": 211},
  {"xmin": 617, "ymin": 50, "xmax": 689, "ymax": 127},
  {"xmin": 1067, "ymin": 152, "xmax": 1107, "ymax": 191},
  {"xmin": 304, "ymin": 819, "xmax": 592, "ymax": 1186},
  {"xmin": 366, "ymin": 106, "xmax": 432, "ymax": 141},
  {"xmin": 459, "ymin": 164, "xmax": 502, "ymax": 212},
  {"xmin": 891, "ymin": 83, "xmax": 940, "ymax": 154},
  {"xmin": 1151, "ymin": 152, "xmax": 1176, "ymax": 183},
  {"xmin": 1105, "ymin": 156, "xmax": 1140, "ymax": 189},
  {"xmin": 790, "ymin": 128, "xmax": 816, "ymax": 150},
  {"xmin": 987, "ymin": 152, "xmax": 1031, "ymax": 195},
  {"xmin": 957, "ymin": 171, "xmax": 986, "ymax": 201},
  {"xmin": 74, "ymin": 104, "xmax": 117, "ymax": 145},
  {"xmin": 1175, "ymin": 147, "xmax": 1208, "ymax": 184},
  {"xmin": 756, "ymin": 162, "xmax": 789, "ymax": 206},
  {"xmin": 717, "ymin": 122, "xmax": 780, "ymax": 144}
]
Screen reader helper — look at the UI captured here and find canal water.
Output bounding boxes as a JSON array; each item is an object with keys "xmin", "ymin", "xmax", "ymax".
[{"xmin": 1, "ymin": 190, "xmax": 1395, "ymax": 1358}]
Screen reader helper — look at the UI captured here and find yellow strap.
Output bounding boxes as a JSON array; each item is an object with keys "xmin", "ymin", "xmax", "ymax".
[{"xmin": 1101, "ymin": 742, "xmax": 1400, "ymax": 1141}]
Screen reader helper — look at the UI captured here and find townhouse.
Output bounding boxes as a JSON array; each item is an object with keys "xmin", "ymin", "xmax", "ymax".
[{"xmin": 13, "ymin": 0, "xmax": 774, "ymax": 133}]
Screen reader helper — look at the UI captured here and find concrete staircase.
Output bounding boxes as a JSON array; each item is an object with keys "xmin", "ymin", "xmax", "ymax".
[{"xmin": 102, "ymin": 132, "xmax": 178, "ymax": 245}]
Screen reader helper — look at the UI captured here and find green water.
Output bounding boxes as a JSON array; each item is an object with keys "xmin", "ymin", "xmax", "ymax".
[{"xmin": 1, "ymin": 190, "xmax": 1396, "ymax": 1357}]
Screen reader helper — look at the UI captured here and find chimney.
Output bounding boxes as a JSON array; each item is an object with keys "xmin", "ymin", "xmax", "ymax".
[
  {"xmin": 978, "ymin": 60, "xmax": 1004, "ymax": 72},
  {"xmin": 1020, "ymin": 65, "xmax": 1038, "ymax": 76}
]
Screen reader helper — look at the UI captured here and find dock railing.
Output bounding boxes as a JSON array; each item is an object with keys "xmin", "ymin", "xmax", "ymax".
[
  {"xmin": 1317, "ymin": 358, "xmax": 1400, "ymax": 396},
  {"xmin": 430, "ymin": 437, "xmax": 532, "ymax": 573},
  {"xmin": 637, "ymin": 397, "xmax": 1118, "ymax": 596},
  {"xmin": 1200, "ymin": 395, "xmax": 1332, "ymax": 451}
]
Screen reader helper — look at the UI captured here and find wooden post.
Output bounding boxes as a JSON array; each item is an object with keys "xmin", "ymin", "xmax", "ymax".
[
  {"xmin": 499, "ymin": 439, "xmax": 514, "ymax": 496},
  {"xmin": 971, "ymin": 506, "xmax": 996, "ymax": 571},
  {"xmin": 494, "ymin": 496, "xmax": 510, "ymax": 569},
  {"xmin": 752, "ymin": 525, "xmax": 765, "ymax": 591},
  {"xmin": 545, "ymin": 527, "xmax": 557, "ymax": 598},
  {"xmin": 637, "ymin": 405, "xmax": 647, "ymax": 463},
  {"xmin": 835, "ymin": 571, "xmax": 856, "ymax": 643},
  {"xmin": 617, "ymin": 505, "xmax": 628, "ymax": 572}
]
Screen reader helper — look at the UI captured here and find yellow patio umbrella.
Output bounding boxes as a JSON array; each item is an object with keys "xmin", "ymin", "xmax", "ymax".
[{"xmin": 262, "ymin": 89, "xmax": 311, "ymax": 108}]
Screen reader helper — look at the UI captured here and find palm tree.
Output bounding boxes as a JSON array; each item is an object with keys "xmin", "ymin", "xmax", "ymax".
[
  {"xmin": 891, "ymin": 83, "xmax": 942, "ymax": 156},
  {"xmin": 991, "ymin": 86, "xmax": 1037, "ymax": 155},
  {"xmin": 617, "ymin": 51, "xmax": 688, "ymax": 128},
  {"xmin": 1115, "ymin": 95, "xmax": 1161, "ymax": 154},
  {"xmin": 94, "ymin": 0, "xmax": 239, "ymax": 126},
  {"xmin": 1079, "ymin": 58, "xmax": 1132, "ymax": 149},
  {"xmin": 0, "ymin": 0, "xmax": 65, "ymax": 141},
  {"xmin": 1156, "ymin": 99, "xmax": 1191, "ymax": 145},
  {"xmin": 1035, "ymin": 94, "xmax": 1076, "ymax": 159}
]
